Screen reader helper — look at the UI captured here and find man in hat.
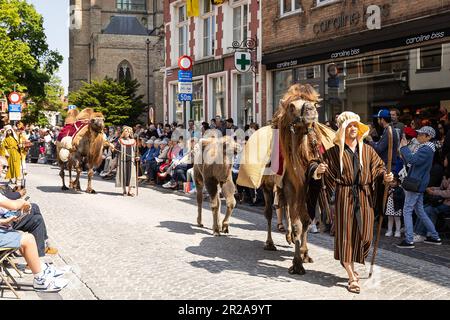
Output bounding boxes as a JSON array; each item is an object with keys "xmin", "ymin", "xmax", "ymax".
[
  {"xmin": 397, "ymin": 126, "xmax": 442, "ymax": 248},
  {"xmin": 313, "ymin": 111, "xmax": 393, "ymax": 294}
]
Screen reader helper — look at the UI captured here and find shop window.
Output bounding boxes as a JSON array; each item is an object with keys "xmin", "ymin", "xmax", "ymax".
[
  {"xmin": 362, "ymin": 57, "xmax": 375, "ymax": 74},
  {"xmin": 191, "ymin": 81, "xmax": 204, "ymax": 122},
  {"xmin": 280, "ymin": 0, "xmax": 301, "ymax": 16},
  {"xmin": 346, "ymin": 60, "xmax": 360, "ymax": 78},
  {"xmin": 233, "ymin": 3, "xmax": 248, "ymax": 43},
  {"xmin": 172, "ymin": 85, "xmax": 184, "ymax": 125},
  {"xmin": 236, "ymin": 73, "xmax": 253, "ymax": 128},
  {"xmin": 211, "ymin": 77, "xmax": 226, "ymax": 118},
  {"xmin": 419, "ymin": 44, "xmax": 442, "ymax": 70},
  {"xmin": 116, "ymin": 0, "xmax": 146, "ymax": 11},
  {"xmin": 274, "ymin": 69, "xmax": 293, "ymax": 111}
]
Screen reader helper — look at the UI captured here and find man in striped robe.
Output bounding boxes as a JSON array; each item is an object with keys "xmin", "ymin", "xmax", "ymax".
[{"xmin": 312, "ymin": 111, "xmax": 393, "ymax": 294}]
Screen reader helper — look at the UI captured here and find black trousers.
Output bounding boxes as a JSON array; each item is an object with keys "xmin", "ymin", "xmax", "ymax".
[{"xmin": 12, "ymin": 203, "xmax": 48, "ymax": 257}]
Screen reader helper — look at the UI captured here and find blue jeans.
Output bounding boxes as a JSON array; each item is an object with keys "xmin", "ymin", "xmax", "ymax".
[
  {"xmin": 403, "ymin": 191, "xmax": 440, "ymax": 243},
  {"xmin": 414, "ymin": 204, "xmax": 450, "ymax": 236}
]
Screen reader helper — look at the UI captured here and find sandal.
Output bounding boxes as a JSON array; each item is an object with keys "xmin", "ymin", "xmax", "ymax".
[
  {"xmin": 347, "ymin": 279, "xmax": 360, "ymax": 294},
  {"xmin": 277, "ymin": 223, "xmax": 286, "ymax": 232},
  {"xmin": 354, "ymin": 272, "xmax": 360, "ymax": 281},
  {"xmin": 127, "ymin": 192, "xmax": 135, "ymax": 197}
]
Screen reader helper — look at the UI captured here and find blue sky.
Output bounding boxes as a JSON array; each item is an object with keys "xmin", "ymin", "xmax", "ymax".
[{"xmin": 28, "ymin": 0, "xmax": 69, "ymax": 94}]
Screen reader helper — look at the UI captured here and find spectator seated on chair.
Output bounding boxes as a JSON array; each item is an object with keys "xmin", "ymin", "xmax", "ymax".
[
  {"xmin": 138, "ymin": 139, "xmax": 159, "ymax": 181},
  {"xmin": 0, "ymin": 199, "xmax": 70, "ymax": 292},
  {"xmin": 163, "ymin": 140, "xmax": 194, "ymax": 190},
  {"xmin": 148, "ymin": 138, "xmax": 169, "ymax": 184}
]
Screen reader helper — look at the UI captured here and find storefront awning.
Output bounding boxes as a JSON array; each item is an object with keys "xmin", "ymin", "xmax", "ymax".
[{"xmin": 263, "ymin": 12, "xmax": 450, "ymax": 70}]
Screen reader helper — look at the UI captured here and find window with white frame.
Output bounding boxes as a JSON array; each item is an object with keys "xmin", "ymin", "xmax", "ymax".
[
  {"xmin": 202, "ymin": 0, "xmax": 215, "ymax": 57},
  {"xmin": 211, "ymin": 77, "xmax": 226, "ymax": 118},
  {"xmin": 316, "ymin": 0, "xmax": 339, "ymax": 7},
  {"xmin": 418, "ymin": 44, "xmax": 442, "ymax": 70},
  {"xmin": 177, "ymin": 5, "xmax": 189, "ymax": 57},
  {"xmin": 280, "ymin": 0, "xmax": 301, "ymax": 16},
  {"xmin": 116, "ymin": 0, "xmax": 146, "ymax": 11},
  {"xmin": 233, "ymin": 3, "xmax": 248, "ymax": 43}
]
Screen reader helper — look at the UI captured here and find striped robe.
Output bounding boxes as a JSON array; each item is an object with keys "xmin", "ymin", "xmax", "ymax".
[{"xmin": 321, "ymin": 144, "xmax": 386, "ymax": 265}]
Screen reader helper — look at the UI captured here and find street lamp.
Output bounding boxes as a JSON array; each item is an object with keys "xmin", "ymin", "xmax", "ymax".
[{"xmin": 146, "ymin": 38, "xmax": 151, "ymax": 126}]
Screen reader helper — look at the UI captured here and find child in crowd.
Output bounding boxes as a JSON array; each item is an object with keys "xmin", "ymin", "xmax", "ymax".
[{"xmin": 385, "ymin": 174, "xmax": 405, "ymax": 237}]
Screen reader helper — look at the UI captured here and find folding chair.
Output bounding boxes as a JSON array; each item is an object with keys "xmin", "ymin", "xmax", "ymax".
[{"xmin": 0, "ymin": 248, "xmax": 21, "ymax": 299}]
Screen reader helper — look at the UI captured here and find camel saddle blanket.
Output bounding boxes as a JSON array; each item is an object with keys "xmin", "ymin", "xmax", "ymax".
[
  {"xmin": 237, "ymin": 123, "xmax": 335, "ymax": 189},
  {"xmin": 57, "ymin": 120, "xmax": 89, "ymax": 142}
]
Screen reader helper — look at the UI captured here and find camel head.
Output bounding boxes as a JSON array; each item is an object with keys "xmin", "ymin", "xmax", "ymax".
[
  {"xmin": 89, "ymin": 112, "xmax": 105, "ymax": 133},
  {"xmin": 287, "ymin": 99, "xmax": 319, "ymax": 133}
]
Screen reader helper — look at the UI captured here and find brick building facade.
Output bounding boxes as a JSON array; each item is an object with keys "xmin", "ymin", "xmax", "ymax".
[
  {"xmin": 69, "ymin": 0, "xmax": 165, "ymax": 122},
  {"xmin": 262, "ymin": 0, "xmax": 450, "ymax": 123},
  {"xmin": 163, "ymin": 0, "xmax": 262, "ymax": 129}
]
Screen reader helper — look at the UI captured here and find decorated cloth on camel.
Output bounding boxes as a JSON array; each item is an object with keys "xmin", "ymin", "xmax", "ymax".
[
  {"xmin": 57, "ymin": 120, "xmax": 89, "ymax": 142},
  {"xmin": 237, "ymin": 123, "xmax": 336, "ymax": 189}
]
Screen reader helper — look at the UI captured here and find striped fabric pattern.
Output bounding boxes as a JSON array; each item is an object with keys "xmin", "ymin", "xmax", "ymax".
[{"xmin": 322, "ymin": 144, "xmax": 386, "ymax": 265}]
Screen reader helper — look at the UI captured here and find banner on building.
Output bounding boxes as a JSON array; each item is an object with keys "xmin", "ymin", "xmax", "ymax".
[
  {"xmin": 211, "ymin": 0, "xmax": 226, "ymax": 4},
  {"xmin": 187, "ymin": 0, "xmax": 200, "ymax": 17}
]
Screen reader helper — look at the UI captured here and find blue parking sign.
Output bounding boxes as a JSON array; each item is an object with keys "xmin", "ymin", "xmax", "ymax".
[
  {"xmin": 8, "ymin": 104, "xmax": 21, "ymax": 112},
  {"xmin": 178, "ymin": 93, "xmax": 192, "ymax": 101},
  {"xmin": 178, "ymin": 70, "xmax": 193, "ymax": 83}
]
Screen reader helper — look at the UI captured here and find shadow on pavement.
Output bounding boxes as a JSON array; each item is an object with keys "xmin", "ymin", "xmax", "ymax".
[
  {"xmin": 186, "ymin": 236, "xmax": 346, "ymax": 288},
  {"xmin": 158, "ymin": 220, "xmax": 212, "ymax": 236},
  {"xmin": 36, "ymin": 186, "xmax": 80, "ymax": 194}
]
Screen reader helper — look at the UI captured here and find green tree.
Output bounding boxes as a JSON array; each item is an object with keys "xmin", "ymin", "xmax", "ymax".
[
  {"xmin": 0, "ymin": 0, "xmax": 62, "ymax": 104},
  {"xmin": 69, "ymin": 78, "xmax": 145, "ymax": 126}
]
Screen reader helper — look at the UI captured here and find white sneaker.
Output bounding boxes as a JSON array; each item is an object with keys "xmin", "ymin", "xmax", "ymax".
[
  {"xmin": 385, "ymin": 230, "xmax": 393, "ymax": 237},
  {"xmin": 309, "ymin": 224, "xmax": 319, "ymax": 234},
  {"xmin": 394, "ymin": 231, "xmax": 401, "ymax": 238},
  {"xmin": 44, "ymin": 263, "xmax": 72, "ymax": 278},
  {"xmin": 188, "ymin": 188, "xmax": 196, "ymax": 194},
  {"xmin": 33, "ymin": 275, "xmax": 69, "ymax": 292},
  {"xmin": 162, "ymin": 181, "xmax": 172, "ymax": 188},
  {"xmin": 413, "ymin": 234, "xmax": 425, "ymax": 243}
]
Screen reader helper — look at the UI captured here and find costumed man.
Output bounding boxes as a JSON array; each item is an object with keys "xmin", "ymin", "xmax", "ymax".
[
  {"xmin": 17, "ymin": 122, "xmax": 31, "ymax": 177},
  {"xmin": 311, "ymin": 111, "xmax": 393, "ymax": 294},
  {"xmin": 115, "ymin": 126, "xmax": 138, "ymax": 197},
  {"xmin": 0, "ymin": 129, "xmax": 8, "ymax": 177},
  {"xmin": 2, "ymin": 125, "xmax": 22, "ymax": 189}
]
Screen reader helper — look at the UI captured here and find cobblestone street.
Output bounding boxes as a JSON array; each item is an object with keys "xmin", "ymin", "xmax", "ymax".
[{"xmin": 1, "ymin": 164, "xmax": 449, "ymax": 300}]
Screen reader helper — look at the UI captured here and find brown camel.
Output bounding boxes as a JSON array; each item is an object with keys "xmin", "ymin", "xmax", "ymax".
[
  {"xmin": 238, "ymin": 84, "xmax": 335, "ymax": 275},
  {"xmin": 193, "ymin": 131, "xmax": 239, "ymax": 236},
  {"xmin": 57, "ymin": 108, "xmax": 107, "ymax": 193}
]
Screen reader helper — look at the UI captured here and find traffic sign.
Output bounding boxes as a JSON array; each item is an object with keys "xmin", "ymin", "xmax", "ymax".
[
  {"xmin": 178, "ymin": 82, "xmax": 193, "ymax": 94},
  {"xmin": 178, "ymin": 55, "xmax": 193, "ymax": 71},
  {"xmin": 8, "ymin": 104, "xmax": 21, "ymax": 112},
  {"xmin": 68, "ymin": 104, "xmax": 77, "ymax": 110},
  {"xmin": 9, "ymin": 112, "xmax": 21, "ymax": 121},
  {"xmin": 178, "ymin": 70, "xmax": 193, "ymax": 82},
  {"xmin": 8, "ymin": 92, "xmax": 21, "ymax": 104},
  {"xmin": 178, "ymin": 93, "xmax": 193, "ymax": 101}
]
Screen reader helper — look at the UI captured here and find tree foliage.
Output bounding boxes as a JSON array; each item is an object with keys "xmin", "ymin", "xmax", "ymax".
[
  {"xmin": 68, "ymin": 78, "xmax": 145, "ymax": 126},
  {"xmin": 0, "ymin": 0, "xmax": 63, "ymax": 106}
]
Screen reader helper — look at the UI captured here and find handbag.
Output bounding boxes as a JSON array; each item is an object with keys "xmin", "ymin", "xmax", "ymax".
[{"xmin": 402, "ymin": 176, "xmax": 421, "ymax": 192}]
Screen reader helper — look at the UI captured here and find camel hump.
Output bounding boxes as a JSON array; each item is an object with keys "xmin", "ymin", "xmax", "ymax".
[
  {"xmin": 65, "ymin": 108, "xmax": 80, "ymax": 125},
  {"xmin": 76, "ymin": 108, "xmax": 94, "ymax": 121}
]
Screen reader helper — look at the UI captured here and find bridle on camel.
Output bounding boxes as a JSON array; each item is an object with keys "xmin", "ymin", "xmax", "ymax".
[{"xmin": 289, "ymin": 101, "xmax": 320, "ymax": 134}]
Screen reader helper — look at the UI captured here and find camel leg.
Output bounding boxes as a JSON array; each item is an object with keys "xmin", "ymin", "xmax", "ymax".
[
  {"xmin": 68, "ymin": 162, "xmax": 74, "ymax": 189},
  {"xmin": 86, "ymin": 166, "xmax": 96, "ymax": 194},
  {"xmin": 263, "ymin": 184, "xmax": 276, "ymax": 251},
  {"xmin": 196, "ymin": 182, "xmax": 204, "ymax": 227},
  {"xmin": 287, "ymin": 196, "xmax": 306, "ymax": 275},
  {"xmin": 285, "ymin": 208, "xmax": 293, "ymax": 245},
  {"xmin": 205, "ymin": 180, "xmax": 220, "ymax": 236},
  {"xmin": 73, "ymin": 163, "xmax": 82, "ymax": 191},
  {"xmin": 220, "ymin": 179, "xmax": 236, "ymax": 234},
  {"xmin": 300, "ymin": 218, "xmax": 313, "ymax": 263},
  {"xmin": 59, "ymin": 164, "xmax": 68, "ymax": 190}
]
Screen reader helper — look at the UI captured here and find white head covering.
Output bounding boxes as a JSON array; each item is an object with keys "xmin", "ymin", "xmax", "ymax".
[
  {"xmin": 334, "ymin": 111, "xmax": 369, "ymax": 174},
  {"xmin": 3, "ymin": 125, "xmax": 18, "ymax": 140}
]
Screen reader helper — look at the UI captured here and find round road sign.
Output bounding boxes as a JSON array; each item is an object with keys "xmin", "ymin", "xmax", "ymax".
[
  {"xmin": 8, "ymin": 92, "xmax": 21, "ymax": 104},
  {"xmin": 178, "ymin": 55, "xmax": 193, "ymax": 71}
]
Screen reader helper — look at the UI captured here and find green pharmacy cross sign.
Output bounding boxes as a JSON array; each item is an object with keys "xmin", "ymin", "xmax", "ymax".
[{"xmin": 234, "ymin": 51, "xmax": 252, "ymax": 73}]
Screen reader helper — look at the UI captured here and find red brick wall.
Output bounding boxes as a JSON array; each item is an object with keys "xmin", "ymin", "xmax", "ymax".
[
  {"xmin": 215, "ymin": 6, "xmax": 224, "ymax": 57},
  {"xmin": 263, "ymin": 0, "xmax": 450, "ymax": 54}
]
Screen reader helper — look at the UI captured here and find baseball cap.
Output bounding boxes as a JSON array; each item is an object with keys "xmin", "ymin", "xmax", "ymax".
[
  {"xmin": 416, "ymin": 126, "xmax": 436, "ymax": 138},
  {"xmin": 373, "ymin": 109, "xmax": 391, "ymax": 118},
  {"xmin": 404, "ymin": 127, "xmax": 417, "ymax": 139}
]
